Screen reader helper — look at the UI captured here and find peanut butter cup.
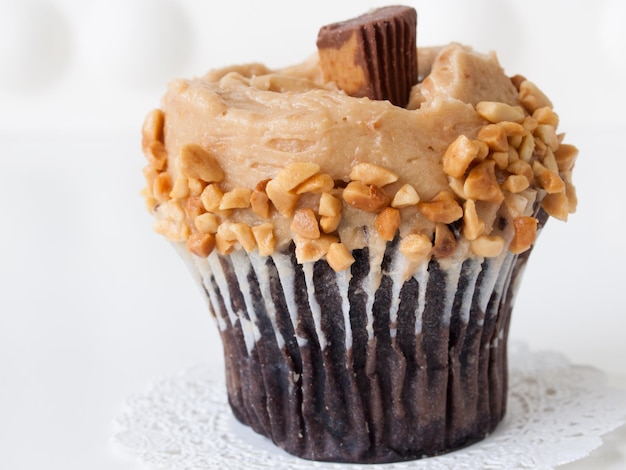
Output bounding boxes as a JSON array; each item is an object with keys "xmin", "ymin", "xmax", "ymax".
[{"xmin": 316, "ymin": 6, "xmax": 417, "ymax": 106}]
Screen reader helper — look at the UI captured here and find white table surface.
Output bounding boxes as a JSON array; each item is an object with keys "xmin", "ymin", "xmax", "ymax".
[{"xmin": 0, "ymin": 126, "xmax": 624, "ymax": 469}]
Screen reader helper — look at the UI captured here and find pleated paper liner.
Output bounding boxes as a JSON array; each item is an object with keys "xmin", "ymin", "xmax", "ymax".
[{"xmin": 178, "ymin": 211, "xmax": 547, "ymax": 463}]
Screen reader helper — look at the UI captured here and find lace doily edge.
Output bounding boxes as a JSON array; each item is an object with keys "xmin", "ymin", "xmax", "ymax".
[{"xmin": 111, "ymin": 346, "xmax": 626, "ymax": 470}]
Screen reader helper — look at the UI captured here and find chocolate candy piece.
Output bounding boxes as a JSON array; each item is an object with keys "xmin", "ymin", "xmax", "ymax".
[{"xmin": 316, "ymin": 6, "xmax": 417, "ymax": 107}]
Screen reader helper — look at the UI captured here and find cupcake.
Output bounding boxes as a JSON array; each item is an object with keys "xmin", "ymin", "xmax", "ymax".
[{"xmin": 140, "ymin": 5, "xmax": 578, "ymax": 464}]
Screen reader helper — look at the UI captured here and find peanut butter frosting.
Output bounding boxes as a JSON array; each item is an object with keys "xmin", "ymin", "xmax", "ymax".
[{"xmin": 141, "ymin": 43, "xmax": 578, "ymax": 271}]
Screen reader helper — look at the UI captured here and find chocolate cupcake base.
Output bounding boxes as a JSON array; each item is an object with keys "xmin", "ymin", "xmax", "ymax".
[{"xmin": 180, "ymin": 222, "xmax": 540, "ymax": 464}]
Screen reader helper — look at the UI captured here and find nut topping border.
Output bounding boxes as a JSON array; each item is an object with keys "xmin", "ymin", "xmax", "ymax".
[{"xmin": 142, "ymin": 77, "xmax": 577, "ymax": 271}]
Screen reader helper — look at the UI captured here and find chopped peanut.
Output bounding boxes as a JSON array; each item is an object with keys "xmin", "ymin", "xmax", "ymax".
[
  {"xmin": 391, "ymin": 183, "xmax": 420, "ymax": 208},
  {"xmin": 179, "ymin": 144, "xmax": 225, "ymax": 183},
  {"xmin": 491, "ymin": 151, "xmax": 510, "ymax": 170},
  {"xmin": 230, "ymin": 223, "xmax": 256, "ymax": 252},
  {"xmin": 561, "ymin": 169, "xmax": 573, "ymax": 184},
  {"xmin": 194, "ymin": 212, "xmax": 220, "ymax": 234},
  {"xmin": 153, "ymin": 172, "xmax": 173, "ymax": 202},
  {"xmin": 498, "ymin": 121, "xmax": 526, "ymax": 137},
  {"xmin": 462, "ymin": 199, "xmax": 485, "ymax": 241},
  {"xmin": 215, "ymin": 223, "xmax": 236, "ymax": 255},
  {"xmin": 276, "ymin": 162, "xmax": 320, "ymax": 191},
  {"xmin": 349, "ymin": 162, "xmax": 399, "ymax": 187},
  {"xmin": 554, "ymin": 144, "xmax": 578, "ymax": 171},
  {"xmin": 142, "ymin": 161, "xmax": 158, "ymax": 190},
  {"xmin": 342, "ymin": 181, "xmax": 390, "ymax": 212},
  {"xmin": 141, "ymin": 187, "xmax": 157, "ymax": 212},
  {"xmin": 295, "ymin": 173, "xmax": 334, "ymax": 194},
  {"xmin": 518, "ymin": 80, "xmax": 552, "ymax": 113},
  {"xmin": 507, "ymin": 146, "xmax": 520, "ymax": 164},
  {"xmin": 509, "ymin": 216, "xmax": 538, "ymax": 254},
  {"xmin": 326, "ymin": 243, "xmax": 355, "ymax": 272},
  {"xmin": 141, "ymin": 109, "xmax": 164, "ymax": 152},
  {"xmin": 266, "ymin": 178, "xmax": 300, "ymax": 217},
  {"xmin": 533, "ymin": 107, "xmax": 559, "ymax": 127},
  {"xmin": 463, "ymin": 160, "xmax": 504, "ymax": 203},
  {"xmin": 542, "ymin": 148, "xmax": 559, "ymax": 172},
  {"xmin": 433, "ymin": 223, "xmax": 457, "ymax": 258},
  {"xmin": 522, "ymin": 116, "xmax": 539, "ymax": 133},
  {"xmin": 216, "ymin": 222, "xmax": 237, "ymax": 242},
  {"xmin": 470, "ymin": 235, "xmax": 505, "ymax": 257},
  {"xmin": 503, "ymin": 192, "xmax": 529, "ymax": 219},
  {"xmin": 533, "ymin": 161, "xmax": 565, "ymax": 194},
  {"xmin": 478, "ymin": 124, "xmax": 508, "ymax": 152},
  {"xmin": 250, "ymin": 190, "xmax": 271, "ymax": 218},
  {"xmin": 252, "ymin": 223, "xmax": 275, "ymax": 256},
  {"xmin": 375, "ymin": 207, "xmax": 401, "ymax": 241},
  {"xmin": 507, "ymin": 159, "xmax": 534, "ymax": 182},
  {"xmin": 508, "ymin": 134, "xmax": 523, "ymax": 148},
  {"xmin": 169, "ymin": 176, "xmax": 189, "ymax": 199},
  {"xmin": 184, "ymin": 196, "xmax": 204, "ymax": 220},
  {"xmin": 294, "ymin": 234, "xmax": 338, "ymax": 263},
  {"xmin": 534, "ymin": 124, "xmax": 560, "ymax": 151},
  {"xmin": 541, "ymin": 191, "xmax": 569, "ymax": 221},
  {"xmin": 318, "ymin": 192, "xmax": 343, "ymax": 217},
  {"xmin": 502, "ymin": 174, "xmax": 530, "ymax": 193},
  {"xmin": 146, "ymin": 141, "xmax": 167, "ymax": 171},
  {"xmin": 219, "ymin": 187, "xmax": 252, "ymax": 210},
  {"xmin": 399, "ymin": 233, "xmax": 432, "ymax": 261},
  {"xmin": 215, "ymin": 232, "xmax": 235, "ymax": 255},
  {"xmin": 200, "ymin": 184, "xmax": 224, "ymax": 212},
  {"xmin": 187, "ymin": 178, "xmax": 207, "ymax": 196},
  {"xmin": 291, "ymin": 208, "xmax": 321, "ymax": 239},
  {"xmin": 534, "ymin": 136, "xmax": 547, "ymax": 158},
  {"xmin": 565, "ymin": 181, "xmax": 578, "ymax": 213},
  {"xmin": 447, "ymin": 176, "xmax": 467, "ymax": 199},
  {"xmin": 517, "ymin": 133, "xmax": 535, "ymax": 162},
  {"xmin": 153, "ymin": 201, "xmax": 190, "ymax": 242},
  {"xmin": 417, "ymin": 191, "xmax": 463, "ymax": 224},
  {"xmin": 320, "ymin": 214, "xmax": 342, "ymax": 233},
  {"xmin": 187, "ymin": 232, "xmax": 215, "ymax": 258},
  {"xmin": 442, "ymin": 135, "xmax": 482, "ymax": 178},
  {"xmin": 476, "ymin": 101, "xmax": 525, "ymax": 123},
  {"xmin": 476, "ymin": 140, "xmax": 490, "ymax": 160}
]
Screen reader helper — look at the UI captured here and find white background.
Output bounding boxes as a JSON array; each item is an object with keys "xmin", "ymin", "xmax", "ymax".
[{"xmin": 0, "ymin": 1, "xmax": 625, "ymax": 469}]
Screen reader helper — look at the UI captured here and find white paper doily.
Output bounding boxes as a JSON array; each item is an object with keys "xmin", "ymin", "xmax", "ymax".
[{"xmin": 113, "ymin": 343, "xmax": 626, "ymax": 470}]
